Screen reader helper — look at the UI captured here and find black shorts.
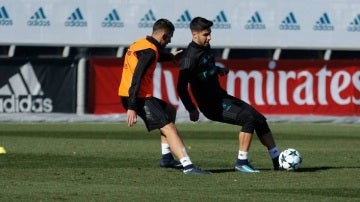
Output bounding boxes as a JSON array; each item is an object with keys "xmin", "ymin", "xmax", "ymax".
[
  {"xmin": 200, "ymin": 95, "xmax": 271, "ymax": 136},
  {"xmin": 121, "ymin": 97, "xmax": 173, "ymax": 131}
]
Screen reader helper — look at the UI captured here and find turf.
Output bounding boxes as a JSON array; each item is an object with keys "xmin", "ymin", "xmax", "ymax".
[{"xmin": 0, "ymin": 122, "xmax": 359, "ymax": 201}]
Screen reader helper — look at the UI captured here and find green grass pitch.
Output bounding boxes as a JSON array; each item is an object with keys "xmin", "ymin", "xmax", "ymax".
[{"xmin": 0, "ymin": 122, "xmax": 359, "ymax": 201}]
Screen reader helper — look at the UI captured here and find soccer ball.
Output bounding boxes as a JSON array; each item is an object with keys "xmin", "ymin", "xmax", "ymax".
[{"xmin": 279, "ymin": 148, "xmax": 302, "ymax": 171}]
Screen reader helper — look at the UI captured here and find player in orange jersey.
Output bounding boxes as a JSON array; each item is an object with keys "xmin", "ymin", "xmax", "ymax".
[{"xmin": 119, "ymin": 19, "xmax": 209, "ymax": 175}]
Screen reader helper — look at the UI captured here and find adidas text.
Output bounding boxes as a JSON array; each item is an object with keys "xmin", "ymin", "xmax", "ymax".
[
  {"xmin": 245, "ymin": 24, "xmax": 265, "ymax": 30},
  {"xmin": 213, "ymin": 23, "xmax": 231, "ymax": 29},
  {"xmin": 0, "ymin": 95, "xmax": 53, "ymax": 113},
  {"xmin": 347, "ymin": 27, "xmax": 360, "ymax": 32},
  {"xmin": 65, "ymin": 21, "xmax": 87, "ymax": 27},
  {"xmin": 279, "ymin": 24, "xmax": 300, "ymax": 30},
  {"xmin": 313, "ymin": 25, "xmax": 334, "ymax": 31},
  {"xmin": 138, "ymin": 22, "xmax": 153, "ymax": 28},
  {"xmin": 27, "ymin": 20, "xmax": 50, "ymax": 26},
  {"xmin": 0, "ymin": 19, "xmax": 12, "ymax": 26},
  {"xmin": 174, "ymin": 23, "xmax": 189, "ymax": 28},
  {"xmin": 102, "ymin": 21, "xmax": 124, "ymax": 28}
]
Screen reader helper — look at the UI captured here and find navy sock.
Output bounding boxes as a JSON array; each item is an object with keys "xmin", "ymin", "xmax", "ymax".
[
  {"xmin": 184, "ymin": 164, "xmax": 195, "ymax": 170},
  {"xmin": 272, "ymin": 155, "xmax": 280, "ymax": 170},
  {"xmin": 236, "ymin": 159, "xmax": 249, "ymax": 166},
  {"xmin": 161, "ymin": 153, "xmax": 173, "ymax": 160}
]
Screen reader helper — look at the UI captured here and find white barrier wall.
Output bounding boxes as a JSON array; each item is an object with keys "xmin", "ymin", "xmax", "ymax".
[{"xmin": 0, "ymin": 0, "xmax": 360, "ymax": 49}]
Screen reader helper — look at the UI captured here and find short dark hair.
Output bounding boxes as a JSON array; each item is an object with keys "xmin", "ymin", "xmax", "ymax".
[
  {"xmin": 190, "ymin": 17, "xmax": 213, "ymax": 32},
  {"xmin": 153, "ymin": 18, "xmax": 175, "ymax": 33}
]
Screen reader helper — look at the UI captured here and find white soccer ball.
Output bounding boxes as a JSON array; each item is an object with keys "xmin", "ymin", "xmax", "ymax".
[{"xmin": 279, "ymin": 148, "xmax": 302, "ymax": 171}]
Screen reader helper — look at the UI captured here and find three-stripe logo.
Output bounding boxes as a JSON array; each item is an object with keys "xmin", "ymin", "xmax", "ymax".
[
  {"xmin": 212, "ymin": 11, "xmax": 231, "ymax": 29},
  {"xmin": 347, "ymin": 14, "xmax": 360, "ymax": 32},
  {"xmin": 0, "ymin": 6, "xmax": 12, "ymax": 26},
  {"xmin": 65, "ymin": 8, "xmax": 87, "ymax": 27},
  {"xmin": 102, "ymin": 9, "xmax": 124, "ymax": 28},
  {"xmin": 279, "ymin": 12, "xmax": 300, "ymax": 30},
  {"xmin": 245, "ymin": 11, "xmax": 265, "ymax": 30},
  {"xmin": 138, "ymin": 9, "xmax": 156, "ymax": 28},
  {"xmin": 175, "ymin": 10, "xmax": 191, "ymax": 28},
  {"xmin": 27, "ymin": 7, "xmax": 50, "ymax": 27},
  {"xmin": 0, "ymin": 63, "xmax": 53, "ymax": 113},
  {"xmin": 313, "ymin": 12, "xmax": 334, "ymax": 31}
]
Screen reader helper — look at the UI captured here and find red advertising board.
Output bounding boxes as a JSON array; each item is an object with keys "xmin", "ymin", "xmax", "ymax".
[
  {"xmin": 88, "ymin": 58, "xmax": 360, "ymax": 116},
  {"xmin": 87, "ymin": 58, "xmax": 124, "ymax": 114}
]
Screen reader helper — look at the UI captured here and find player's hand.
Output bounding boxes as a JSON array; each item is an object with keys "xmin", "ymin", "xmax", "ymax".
[
  {"xmin": 217, "ymin": 66, "xmax": 229, "ymax": 76},
  {"xmin": 127, "ymin": 109, "xmax": 137, "ymax": 127},
  {"xmin": 189, "ymin": 109, "xmax": 200, "ymax": 122},
  {"xmin": 172, "ymin": 49, "xmax": 183, "ymax": 61}
]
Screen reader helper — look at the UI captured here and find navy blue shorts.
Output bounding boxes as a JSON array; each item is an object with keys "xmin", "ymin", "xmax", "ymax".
[
  {"xmin": 200, "ymin": 95, "xmax": 271, "ymax": 136},
  {"xmin": 121, "ymin": 97, "xmax": 175, "ymax": 131}
]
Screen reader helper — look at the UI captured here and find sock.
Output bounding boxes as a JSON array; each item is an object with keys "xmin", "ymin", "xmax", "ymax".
[
  {"xmin": 161, "ymin": 153, "xmax": 173, "ymax": 161},
  {"xmin": 238, "ymin": 150, "xmax": 248, "ymax": 160},
  {"xmin": 161, "ymin": 143, "xmax": 171, "ymax": 155},
  {"xmin": 268, "ymin": 147, "xmax": 280, "ymax": 159},
  {"xmin": 237, "ymin": 150, "xmax": 249, "ymax": 165},
  {"xmin": 180, "ymin": 156, "xmax": 193, "ymax": 168}
]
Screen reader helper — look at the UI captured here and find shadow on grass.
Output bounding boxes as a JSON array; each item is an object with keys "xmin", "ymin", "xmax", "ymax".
[
  {"xmin": 207, "ymin": 166, "xmax": 359, "ymax": 173},
  {"xmin": 296, "ymin": 166, "xmax": 333, "ymax": 172},
  {"xmin": 295, "ymin": 166, "xmax": 360, "ymax": 172},
  {"xmin": 207, "ymin": 168, "xmax": 235, "ymax": 173}
]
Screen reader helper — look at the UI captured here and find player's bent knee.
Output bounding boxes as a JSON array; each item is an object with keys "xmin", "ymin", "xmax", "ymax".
[{"xmin": 254, "ymin": 116, "xmax": 271, "ymax": 137}]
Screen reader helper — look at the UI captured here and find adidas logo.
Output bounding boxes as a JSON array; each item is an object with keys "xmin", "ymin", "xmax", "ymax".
[
  {"xmin": 138, "ymin": 9, "xmax": 156, "ymax": 28},
  {"xmin": 0, "ymin": 6, "xmax": 13, "ymax": 26},
  {"xmin": 313, "ymin": 12, "xmax": 334, "ymax": 31},
  {"xmin": 245, "ymin": 11, "xmax": 265, "ymax": 30},
  {"xmin": 279, "ymin": 12, "xmax": 300, "ymax": 30},
  {"xmin": 65, "ymin": 8, "xmax": 87, "ymax": 27},
  {"xmin": 27, "ymin": 7, "xmax": 50, "ymax": 27},
  {"xmin": 347, "ymin": 14, "xmax": 360, "ymax": 32},
  {"xmin": 0, "ymin": 63, "xmax": 53, "ymax": 113},
  {"xmin": 175, "ymin": 10, "xmax": 191, "ymax": 29},
  {"xmin": 212, "ymin": 10, "xmax": 231, "ymax": 29},
  {"xmin": 102, "ymin": 9, "xmax": 124, "ymax": 28}
]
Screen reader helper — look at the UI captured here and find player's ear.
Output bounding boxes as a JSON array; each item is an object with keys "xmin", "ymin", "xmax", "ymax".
[{"xmin": 192, "ymin": 31, "xmax": 197, "ymax": 39}]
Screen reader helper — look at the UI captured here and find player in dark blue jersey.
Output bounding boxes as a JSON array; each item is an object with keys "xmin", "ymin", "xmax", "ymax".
[{"xmin": 177, "ymin": 17, "xmax": 280, "ymax": 172}]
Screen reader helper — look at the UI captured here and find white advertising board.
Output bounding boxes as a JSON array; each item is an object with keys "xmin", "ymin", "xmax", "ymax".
[{"xmin": 0, "ymin": 0, "xmax": 359, "ymax": 49}]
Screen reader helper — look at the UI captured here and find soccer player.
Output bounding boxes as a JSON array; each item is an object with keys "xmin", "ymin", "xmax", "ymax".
[
  {"xmin": 177, "ymin": 17, "xmax": 280, "ymax": 172},
  {"xmin": 118, "ymin": 19, "xmax": 209, "ymax": 175}
]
